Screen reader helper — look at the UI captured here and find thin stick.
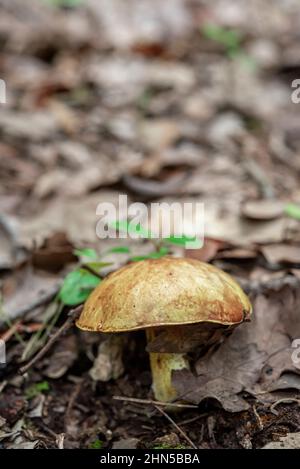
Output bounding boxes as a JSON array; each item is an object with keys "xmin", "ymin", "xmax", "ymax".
[
  {"xmin": 0, "ymin": 320, "xmax": 22, "ymax": 342},
  {"xmin": 270, "ymin": 398, "xmax": 300, "ymax": 415},
  {"xmin": 113, "ymin": 395, "xmax": 198, "ymax": 409},
  {"xmin": 252, "ymin": 405, "xmax": 263, "ymax": 430},
  {"xmin": 19, "ymin": 305, "xmax": 83, "ymax": 375},
  {"xmin": 154, "ymin": 405, "xmax": 198, "ymax": 449},
  {"xmin": 177, "ymin": 413, "xmax": 209, "ymax": 426},
  {"xmin": 81, "ymin": 264, "xmax": 103, "ymax": 280}
]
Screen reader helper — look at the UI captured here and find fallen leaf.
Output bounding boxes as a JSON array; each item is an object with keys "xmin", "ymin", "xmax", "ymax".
[
  {"xmin": 19, "ymin": 192, "xmax": 132, "ymax": 248},
  {"xmin": 123, "ymin": 172, "xmax": 190, "ymax": 197},
  {"xmin": 173, "ymin": 343, "xmax": 265, "ymax": 412},
  {"xmin": 32, "ymin": 232, "xmax": 76, "ymax": 272},
  {"xmin": 0, "ymin": 111, "xmax": 58, "ymax": 141},
  {"xmin": 2, "ymin": 266, "xmax": 60, "ymax": 325},
  {"xmin": 260, "ymin": 244, "xmax": 300, "ymax": 265},
  {"xmin": 241, "ymin": 199, "xmax": 284, "ymax": 221},
  {"xmin": 43, "ymin": 335, "xmax": 78, "ymax": 379},
  {"xmin": 172, "ymin": 283, "xmax": 300, "ymax": 411},
  {"xmin": 216, "ymin": 247, "xmax": 258, "ymax": 260},
  {"xmin": 185, "ymin": 238, "xmax": 224, "ymax": 262},
  {"xmin": 86, "ymin": 0, "xmax": 192, "ymax": 50},
  {"xmin": 112, "ymin": 438, "xmax": 139, "ymax": 449},
  {"xmin": 262, "ymin": 433, "xmax": 300, "ymax": 449}
]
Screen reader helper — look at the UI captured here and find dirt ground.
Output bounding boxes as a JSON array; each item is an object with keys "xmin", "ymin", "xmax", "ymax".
[{"xmin": 0, "ymin": 0, "xmax": 300, "ymax": 449}]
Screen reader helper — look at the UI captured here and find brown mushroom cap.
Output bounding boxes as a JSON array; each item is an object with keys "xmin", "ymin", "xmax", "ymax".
[{"xmin": 76, "ymin": 257, "xmax": 251, "ymax": 333}]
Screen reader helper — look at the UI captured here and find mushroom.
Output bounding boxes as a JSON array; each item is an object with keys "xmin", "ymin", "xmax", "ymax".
[{"xmin": 76, "ymin": 257, "xmax": 251, "ymax": 402}]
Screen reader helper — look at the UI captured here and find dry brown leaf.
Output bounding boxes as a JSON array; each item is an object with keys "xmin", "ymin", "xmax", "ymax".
[
  {"xmin": 0, "ymin": 111, "xmax": 58, "ymax": 141},
  {"xmin": 262, "ymin": 433, "xmax": 300, "ymax": 449},
  {"xmin": 86, "ymin": 0, "xmax": 192, "ymax": 50},
  {"xmin": 185, "ymin": 238, "xmax": 224, "ymax": 263},
  {"xmin": 172, "ymin": 284, "xmax": 300, "ymax": 411},
  {"xmin": 19, "ymin": 192, "xmax": 132, "ymax": 248},
  {"xmin": 43, "ymin": 334, "xmax": 78, "ymax": 379},
  {"xmin": 2, "ymin": 266, "xmax": 60, "ymax": 324},
  {"xmin": 261, "ymin": 244, "xmax": 300, "ymax": 265},
  {"xmin": 241, "ymin": 200, "xmax": 284, "ymax": 221},
  {"xmin": 32, "ymin": 232, "xmax": 75, "ymax": 273}
]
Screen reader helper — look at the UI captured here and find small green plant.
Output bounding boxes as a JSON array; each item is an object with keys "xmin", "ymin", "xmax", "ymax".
[
  {"xmin": 284, "ymin": 203, "xmax": 300, "ymax": 220},
  {"xmin": 58, "ymin": 248, "xmax": 113, "ymax": 306},
  {"xmin": 110, "ymin": 219, "xmax": 198, "ymax": 253},
  {"xmin": 106, "ymin": 246, "xmax": 131, "ymax": 254},
  {"xmin": 43, "ymin": 0, "xmax": 82, "ymax": 8},
  {"xmin": 74, "ymin": 248, "xmax": 98, "ymax": 260},
  {"xmin": 59, "ymin": 221, "xmax": 200, "ymax": 306},
  {"xmin": 202, "ymin": 23, "xmax": 241, "ymax": 56},
  {"xmin": 202, "ymin": 23, "xmax": 256, "ymax": 69},
  {"xmin": 25, "ymin": 381, "xmax": 50, "ymax": 400},
  {"xmin": 130, "ymin": 246, "xmax": 170, "ymax": 262},
  {"xmin": 59, "ymin": 269, "xmax": 101, "ymax": 306},
  {"xmin": 89, "ymin": 439, "xmax": 104, "ymax": 449}
]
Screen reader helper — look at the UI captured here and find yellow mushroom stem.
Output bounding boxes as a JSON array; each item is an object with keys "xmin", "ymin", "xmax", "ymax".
[{"xmin": 146, "ymin": 329, "xmax": 190, "ymax": 403}]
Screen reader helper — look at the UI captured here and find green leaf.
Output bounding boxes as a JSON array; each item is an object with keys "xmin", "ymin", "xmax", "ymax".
[
  {"xmin": 74, "ymin": 248, "xmax": 98, "ymax": 260},
  {"xmin": 284, "ymin": 203, "xmax": 300, "ymax": 220},
  {"xmin": 202, "ymin": 24, "xmax": 241, "ymax": 52},
  {"xmin": 163, "ymin": 234, "xmax": 197, "ymax": 246},
  {"xmin": 106, "ymin": 246, "xmax": 131, "ymax": 254},
  {"xmin": 110, "ymin": 219, "xmax": 152, "ymax": 238},
  {"xmin": 26, "ymin": 381, "xmax": 50, "ymax": 400},
  {"xmin": 131, "ymin": 246, "xmax": 169, "ymax": 262},
  {"xmin": 44, "ymin": 0, "xmax": 82, "ymax": 8},
  {"xmin": 59, "ymin": 269, "xmax": 100, "ymax": 306}
]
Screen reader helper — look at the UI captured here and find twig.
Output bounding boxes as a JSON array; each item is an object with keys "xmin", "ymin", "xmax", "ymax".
[
  {"xmin": 81, "ymin": 264, "xmax": 103, "ymax": 280},
  {"xmin": 270, "ymin": 398, "xmax": 300, "ymax": 415},
  {"xmin": 154, "ymin": 405, "xmax": 198, "ymax": 449},
  {"xmin": 177, "ymin": 413, "xmax": 209, "ymax": 426},
  {"xmin": 19, "ymin": 305, "xmax": 83, "ymax": 375},
  {"xmin": 113, "ymin": 395, "xmax": 198, "ymax": 409},
  {"xmin": 253, "ymin": 405, "xmax": 264, "ymax": 430},
  {"xmin": 0, "ymin": 320, "xmax": 22, "ymax": 342}
]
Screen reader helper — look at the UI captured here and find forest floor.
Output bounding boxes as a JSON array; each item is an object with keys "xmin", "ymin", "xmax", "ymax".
[{"xmin": 0, "ymin": 0, "xmax": 300, "ymax": 449}]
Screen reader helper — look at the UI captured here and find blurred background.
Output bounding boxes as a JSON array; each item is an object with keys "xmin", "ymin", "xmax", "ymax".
[
  {"xmin": 1, "ymin": 0, "xmax": 300, "ymax": 450},
  {"xmin": 0, "ymin": 0, "xmax": 300, "ymax": 257}
]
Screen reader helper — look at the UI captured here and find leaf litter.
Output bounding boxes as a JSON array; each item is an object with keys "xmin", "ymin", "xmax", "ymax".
[{"xmin": 0, "ymin": 0, "xmax": 300, "ymax": 450}]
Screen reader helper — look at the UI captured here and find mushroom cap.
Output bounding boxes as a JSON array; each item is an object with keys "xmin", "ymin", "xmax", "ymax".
[{"xmin": 76, "ymin": 257, "xmax": 252, "ymax": 333}]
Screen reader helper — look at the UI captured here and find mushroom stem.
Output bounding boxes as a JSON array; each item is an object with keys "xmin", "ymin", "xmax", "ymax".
[{"xmin": 146, "ymin": 329, "xmax": 189, "ymax": 403}]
